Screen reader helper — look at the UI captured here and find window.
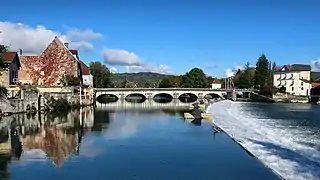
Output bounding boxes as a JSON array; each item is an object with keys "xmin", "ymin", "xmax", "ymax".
[
  {"xmin": 291, "ymin": 74, "xmax": 293, "ymax": 77},
  {"xmin": 301, "ymin": 82, "xmax": 303, "ymax": 86},
  {"xmin": 292, "ymin": 87, "xmax": 294, "ymax": 91},
  {"xmin": 301, "ymin": 87, "xmax": 304, "ymax": 90}
]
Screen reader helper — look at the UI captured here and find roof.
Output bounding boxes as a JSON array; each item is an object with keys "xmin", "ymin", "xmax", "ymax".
[
  {"xmin": 69, "ymin": 50, "xmax": 78, "ymax": 55},
  {"xmin": 276, "ymin": 64, "xmax": 311, "ymax": 72},
  {"xmin": 212, "ymin": 79, "xmax": 222, "ymax": 84},
  {"xmin": 80, "ymin": 61, "xmax": 90, "ymax": 75},
  {"xmin": 0, "ymin": 52, "xmax": 18, "ymax": 63}
]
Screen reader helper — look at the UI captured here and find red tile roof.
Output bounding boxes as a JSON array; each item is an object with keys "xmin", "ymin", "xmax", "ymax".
[
  {"xmin": 212, "ymin": 79, "xmax": 222, "ymax": 84},
  {"xmin": 80, "ymin": 61, "xmax": 90, "ymax": 75},
  {"xmin": 0, "ymin": 52, "xmax": 17, "ymax": 63}
]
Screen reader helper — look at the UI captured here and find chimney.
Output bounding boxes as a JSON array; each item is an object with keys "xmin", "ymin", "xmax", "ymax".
[
  {"xmin": 19, "ymin": 48, "xmax": 23, "ymax": 55},
  {"xmin": 64, "ymin": 42, "xmax": 69, "ymax": 48}
]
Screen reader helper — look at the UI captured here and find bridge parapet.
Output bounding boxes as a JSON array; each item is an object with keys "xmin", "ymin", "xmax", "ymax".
[{"xmin": 94, "ymin": 88, "xmax": 252, "ymax": 100}]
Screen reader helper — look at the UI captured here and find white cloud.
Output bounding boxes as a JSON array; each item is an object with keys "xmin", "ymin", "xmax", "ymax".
[
  {"xmin": 101, "ymin": 48, "xmax": 172, "ymax": 74},
  {"xmin": 225, "ymin": 68, "xmax": 234, "ymax": 77},
  {"xmin": 125, "ymin": 64, "xmax": 172, "ymax": 74},
  {"xmin": 102, "ymin": 48, "xmax": 141, "ymax": 66},
  {"xmin": 66, "ymin": 28, "xmax": 103, "ymax": 41},
  {"xmin": 311, "ymin": 58, "xmax": 320, "ymax": 71},
  {"xmin": 110, "ymin": 67, "xmax": 118, "ymax": 73},
  {"xmin": 69, "ymin": 41, "xmax": 93, "ymax": 51},
  {"xmin": 224, "ymin": 65, "xmax": 244, "ymax": 77},
  {"xmin": 0, "ymin": 21, "xmax": 101, "ymax": 53}
]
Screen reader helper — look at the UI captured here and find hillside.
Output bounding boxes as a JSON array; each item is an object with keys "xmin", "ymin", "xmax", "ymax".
[{"xmin": 110, "ymin": 72, "xmax": 170, "ymax": 88}]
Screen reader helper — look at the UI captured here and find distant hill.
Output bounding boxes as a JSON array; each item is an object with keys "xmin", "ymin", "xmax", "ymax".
[{"xmin": 111, "ymin": 72, "xmax": 170, "ymax": 88}]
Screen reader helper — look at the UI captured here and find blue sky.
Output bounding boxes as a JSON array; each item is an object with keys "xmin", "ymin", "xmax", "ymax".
[{"xmin": 1, "ymin": 0, "xmax": 320, "ymax": 77}]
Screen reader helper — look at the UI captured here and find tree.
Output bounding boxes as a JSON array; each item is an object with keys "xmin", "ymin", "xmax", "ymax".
[
  {"xmin": 238, "ymin": 62, "xmax": 255, "ymax": 89},
  {"xmin": 89, "ymin": 61, "xmax": 112, "ymax": 88},
  {"xmin": 60, "ymin": 75, "xmax": 80, "ymax": 86},
  {"xmin": 159, "ymin": 76, "xmax": 182, "ymax": 88},
  {"xmin": 272, "ymin": 62, "xmax": 277, "ymax": 71},
  {"xmin": 254, "ymin": 54, "xmax": 270, "ymax": 90},
  {"xmin": 232, "ymin": 69, "xmax": 242, "ymax": 88},
  {"xmin": 0, "ymin": 45, "xmax": 9, "ymax": 70},
  {"xmin": 181, "ymin": 68, "xmax": 208, "ymax": 88},
  {"xmin": 121, "ymin": 79, "xmax": 136, "ymax": 88}
]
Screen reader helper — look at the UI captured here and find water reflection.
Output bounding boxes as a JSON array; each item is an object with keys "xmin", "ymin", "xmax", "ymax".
[
  {"xmin": 0, "ymin": 101, "xmax": 198, "ymax": 175},
  {"xmin": 0, "ymin": 107, "xmax": 94, "ymax": 176},
  {"xmin": 0, "ymin": 101, "xmax": 280, "ymax": 180}
]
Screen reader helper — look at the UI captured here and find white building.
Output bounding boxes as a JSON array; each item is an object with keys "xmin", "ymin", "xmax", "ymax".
[
  {"xmin": 80, "ymin": 61, "xmax": 93, "ymax": 87},
  {"xmin": 211, "ymin": 79, "xmax": 222, "ymax": 89},
  {"xmin": 273, "ymin": 64, "xmax": 311, "ymax": 96}
]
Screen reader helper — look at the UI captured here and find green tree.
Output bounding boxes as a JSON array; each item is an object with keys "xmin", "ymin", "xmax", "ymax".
[
  {"xmin": 254, "ymin": 54, "xmax": 270, "ymax": 90},
  {"xmin": 232, "ymin": 69, "xmax": 242, "ymax": 88},
  {"xmin": 89, "ymin": 61, "xmax": 112, "ymax": 88},
  {"xmin": 272, "ymin": 62, "xmax": 277, "ymax": 71},
  {"xmin": 0, "ymin": 45, "xmax": 9, "ymax": 70},
  {"xmin": 159, "ymin": 76, "xmax": 182, "ymax": 88},
  {"xmin": 181, "ymin": 68, "xmax": 208, "ymax": 88},
  {"xmin": 60, "ymin": 75, "xmax": 80, "ymax": 86},
  {"xmin": 121, "ymin": 79, "xmax": 136, "ymax": 88},
  {"xmin": 238, "ymin": 62, "xmax": 255, "ymax": 89}
]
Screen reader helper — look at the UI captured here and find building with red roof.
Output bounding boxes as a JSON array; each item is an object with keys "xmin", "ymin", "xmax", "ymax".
[
  {"xmin": 211, "ymin": 79, "xmax": 222, "ymax": 89},
  {"xmin": 18, "ymin": 36, "xmax": 93, "ymax": 87},
  {"xmin": 0, "ymin": 51, "xmax": 21, "ymax": 86}
]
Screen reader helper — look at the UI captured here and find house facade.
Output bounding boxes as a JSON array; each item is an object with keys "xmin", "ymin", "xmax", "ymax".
[
  {"xmin": 0, "ymin": 52, "xmax": 21, "ymax": 86},
  {"xmin": 273, "ymin": 64, "xmax": 311, "ymax": 96},
  {"xmin": 18, "ymin": 36, "xmax": 88, "ymax": 86},
  {"xmin": 211, "ymin": 79, "xmax": 222, "ymax": 89},
  {"xmin": 80, "ymin": 61, "xmax": 93, "ymax": 87}
]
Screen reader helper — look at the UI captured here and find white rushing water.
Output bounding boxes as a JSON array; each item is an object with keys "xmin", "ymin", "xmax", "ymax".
[{"xmin": 207, "ymin": 100, "xmax": 320, "ymax": 180}]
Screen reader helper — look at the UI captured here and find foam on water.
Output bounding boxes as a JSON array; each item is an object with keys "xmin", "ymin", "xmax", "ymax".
[{"xmin": 207, "ymin": 100, "xmax": 320, "ymax": 180}]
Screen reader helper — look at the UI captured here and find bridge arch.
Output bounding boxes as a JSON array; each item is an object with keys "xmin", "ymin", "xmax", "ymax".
[
  {"xmin": 96, "ymin": 94, "xmax": 119, "ymax": 103},
  {"xmin": 153, "ymin": 93, "xmax": 174, "ymax": 103},
  {"xmin": 204, "ymin": 93, "xmax": 222, "ymax": 99},
  {"xmin": 178, "ymin": 93, "xmax": 198, "ymax": 103},
  {"xmin": 125, "ymin": 93, "xmax": 147, "ymax": 103}
]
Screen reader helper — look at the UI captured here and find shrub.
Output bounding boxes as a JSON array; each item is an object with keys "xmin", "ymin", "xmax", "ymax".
[{"xmin": 46, "ymin": 97, "xmax": 72, "ymax": 112}]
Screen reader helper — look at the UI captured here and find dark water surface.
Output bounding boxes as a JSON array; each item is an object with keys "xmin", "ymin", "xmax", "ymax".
[{"xmin": 0, "ymin": 103, "xmax": 280, "ymax": 180}]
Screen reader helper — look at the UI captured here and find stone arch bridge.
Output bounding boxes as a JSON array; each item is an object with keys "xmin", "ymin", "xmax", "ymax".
[{"xmin": 94, "ymin": 88, "xmax": 251, "ymax": 104}]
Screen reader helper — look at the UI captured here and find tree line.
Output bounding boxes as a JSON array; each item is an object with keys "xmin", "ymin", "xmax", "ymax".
[
  {"xmin": 233, "ymin": 54, "xmax": 277, "ymax": 96},
  {"xmin": 88, "ymin": 61, "xmax": 214, "ymax": 89}
]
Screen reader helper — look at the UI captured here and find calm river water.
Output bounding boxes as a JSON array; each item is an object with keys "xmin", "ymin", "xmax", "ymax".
[{"xmin": 0, "ymin": 101, "xmax": 282, "ymax": 180}]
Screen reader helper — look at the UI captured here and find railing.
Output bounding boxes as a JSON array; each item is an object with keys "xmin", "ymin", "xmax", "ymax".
[{"xmin": 94, "ymin": 88, "xmax": 252, "ymax": 92}]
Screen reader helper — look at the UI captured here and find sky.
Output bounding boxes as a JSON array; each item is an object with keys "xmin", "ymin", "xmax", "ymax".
[{"xmin": 1, "ymin": 0, "xmax": 320, "ymax": 77}]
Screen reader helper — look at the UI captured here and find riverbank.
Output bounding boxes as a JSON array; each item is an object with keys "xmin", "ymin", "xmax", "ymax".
[
  {"xmin": 206, "ymin": 100, "xmax": 320, "ymax": 180},
  {"xmin": 0, "ymin": 86, "xmax": 93, "ymax": 118}
]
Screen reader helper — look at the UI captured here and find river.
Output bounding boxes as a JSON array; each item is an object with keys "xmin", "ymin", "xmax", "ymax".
[
  {"xmin": 208, "ymin": 101, "xmax": 320, "ymax": 180},
  {"xmin": 0, "ymin": 101, "xmax": 284, "ymax": 180}
]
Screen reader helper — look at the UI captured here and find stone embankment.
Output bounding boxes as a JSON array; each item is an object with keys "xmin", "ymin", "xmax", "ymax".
[
  {"xmin": 0, "ymin": 86, "xmax": 93, "ymax": 117},
  {"xmin": 272, "ymin": 93, "xmax": 309, "ymax": 103}
]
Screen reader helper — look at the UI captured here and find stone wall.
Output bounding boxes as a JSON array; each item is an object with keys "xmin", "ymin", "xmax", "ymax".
[
  {"xmin": 0, "ymin": 70, "xmax": 9, "ymax": 86},
  {"xmin": 0, "ymin": 91, "xmax": 39, "ymax": 114}
]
